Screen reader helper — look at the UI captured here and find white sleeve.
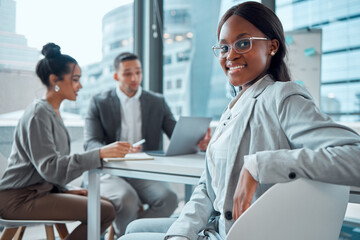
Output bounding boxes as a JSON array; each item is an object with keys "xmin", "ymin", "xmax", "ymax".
[
  {"xmin": 166, "ymin": 236, "xmax": 189, "ymax": 240},
  {"xmin": 243, "ymin": 154, "xmax": 259, "ymax": 181}
]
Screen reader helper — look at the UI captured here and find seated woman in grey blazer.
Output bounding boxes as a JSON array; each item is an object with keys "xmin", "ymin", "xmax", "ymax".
[
  {"xmin": 0, "ymin": 43, "xmax": 132, "ymax": 240},
  {"xmin": 119, "ymin": 2, "xmax": 360, "ymax": 240}
]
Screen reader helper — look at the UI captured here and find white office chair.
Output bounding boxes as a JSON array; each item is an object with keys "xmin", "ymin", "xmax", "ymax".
[
  {"xmin": 226, "ymin": 178, "xmax": 350, "ymax": 240},
  {"xmin": 0, "ymin": 218, "xmax": 72, "ymax": 240}
]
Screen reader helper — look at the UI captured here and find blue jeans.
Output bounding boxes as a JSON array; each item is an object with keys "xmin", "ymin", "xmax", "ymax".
[
  {"xmin": 119, "ymin": 218, "xmax": 177, "ymax": 240},
  {"xmin": 119, "ymin": 217, "xmax": 223, "ymax": 240}
]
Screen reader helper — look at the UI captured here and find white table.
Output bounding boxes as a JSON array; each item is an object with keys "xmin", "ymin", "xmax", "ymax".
[
  {"xmin": 350, "ymin": 187, "xmax": 360, "ymax": 204},
  {"xmin": 87, "ymin": 153, "xmax": 360, "ymax": 239},
  {"xmin": 346, "ymin": 187, "xmax": 360, "ymax": 229},
  {"xmin": 87, "ymin": 153, "xmax": 205, "ymax": 240}
]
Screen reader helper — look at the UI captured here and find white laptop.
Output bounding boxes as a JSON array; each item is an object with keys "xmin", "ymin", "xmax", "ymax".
[{"xmin": 146, "ymin": 116, "xmax": 212, "ymax": 156}]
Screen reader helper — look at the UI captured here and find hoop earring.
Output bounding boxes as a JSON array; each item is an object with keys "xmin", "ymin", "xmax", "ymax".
[{"xmin": 54, "ymin": 85, "xmax": 60, "ymax": 92}]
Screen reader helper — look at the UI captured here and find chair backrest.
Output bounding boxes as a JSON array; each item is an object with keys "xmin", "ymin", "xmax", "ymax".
[{"xmin": 226, "ymin": 178, "xmax": 350, "ymax": 240}]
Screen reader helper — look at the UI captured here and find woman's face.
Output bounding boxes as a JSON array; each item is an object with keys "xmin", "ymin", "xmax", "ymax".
[
  {"xmin": 57, "ymin": 63, "xmax": 82, "ymax": 101},
  {"xmin": 218, "ymin": 15, "xmax": 273, "ymax": 89}
]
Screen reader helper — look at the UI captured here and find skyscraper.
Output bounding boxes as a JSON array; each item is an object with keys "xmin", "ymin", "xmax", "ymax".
[
  {"xmin": 0, "ymin": 0, "xmax": 39, "ymax": 72},
  {"xmin": 0, "ymin": 0, "xmax": 42, "ymax": 114}
]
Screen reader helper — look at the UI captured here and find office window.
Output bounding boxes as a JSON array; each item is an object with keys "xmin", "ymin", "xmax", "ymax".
[
  {"xmin": 176, "ymin": 50, "xmax": 191, "ymax": 62},
  {"xmin": 276, "ymin": 0, "xmax": 360, "ymax": 122},
  {"xmin": 175, "ymin": 106, "xmax": 183, "ymax": 116},
  {"xmin": 164, "ymin": 9, "xmax": 191, "ymax": 25},
  {"xmin": 321, "ymin": 82, "xmax": 360, "ymax": 122},
  {"xmin": 0, "ymin": 0, "xmax": 134, "ymax": 161},
  {"xmin": 77, "ymin": 2, "xmax": 134, "ymax": 117},
  {"xmin": 164, "ymin": 55, "xmax": 172, "ymax": 65},
  {"xmin": 163, "ymin": 0, "xmax": 252, "ymax": 119},
  {"xmin": 175, "ymin": 79, "xmax": 182, "ymax": 89},
  {"xmin": 166, "ymin": 80, "xmax": 172, "ymax": 90},
  {"xmin": 0, "ymin": 0, "xmax": 134, "ymax": 118}
]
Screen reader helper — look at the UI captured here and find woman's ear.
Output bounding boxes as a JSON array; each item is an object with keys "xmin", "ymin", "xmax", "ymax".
[
  {"xmin": 270, "ymin": 38, "xmax": 280, "ymax": 56},
  {"xmin": 113, "ymin": 73, "xmax": 119, "ymax": 81},
  {"xmin": 49, "ymin": 74, "xmax": 62, "ymax": 93},
  {"xmin": 49, "ymin": 74, "xmax": 58, "ymax": 86}
]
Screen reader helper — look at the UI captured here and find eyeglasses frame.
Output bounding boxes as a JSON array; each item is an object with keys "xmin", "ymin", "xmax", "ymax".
[{"xmin": 212, "ymin": 37, "xmax": 269, "ymax": 58}]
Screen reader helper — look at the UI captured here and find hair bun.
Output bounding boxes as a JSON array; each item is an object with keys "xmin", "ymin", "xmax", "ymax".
[{"xmin": 41, "ymin": 43, "xmax": 61, "ymax": 58}]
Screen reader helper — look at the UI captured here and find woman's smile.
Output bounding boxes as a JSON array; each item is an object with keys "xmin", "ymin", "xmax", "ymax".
[{"xmin": 227, "ymin": 63, "xmax": 246, "ymax": 75}]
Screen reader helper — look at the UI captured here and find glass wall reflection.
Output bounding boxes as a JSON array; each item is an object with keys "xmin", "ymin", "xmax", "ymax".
[{"xmin": 276, "ymin": 0, "xmax": 360, "ymax": 122}]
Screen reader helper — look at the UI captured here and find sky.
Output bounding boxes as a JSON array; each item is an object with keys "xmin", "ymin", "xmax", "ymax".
[{"xmin": 15, "ymin": 0, "xmax": 133, "ymax": 66}]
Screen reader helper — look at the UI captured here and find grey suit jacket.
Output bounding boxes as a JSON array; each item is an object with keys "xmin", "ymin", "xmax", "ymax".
[
  {"xmin": 166, "ymin": 75, "xmax": 360, "ymax": 239},
  {"xmin": 84, "ymin": 88, "xmax": 176, "ymax": 151}
]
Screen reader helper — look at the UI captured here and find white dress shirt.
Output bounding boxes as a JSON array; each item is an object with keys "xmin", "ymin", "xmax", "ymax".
[
  {"xmin": 168, "ymin": 77, "xmax": 267, "ymax": 240},
  {"xmin": 206, "ymin": 75, "xmax": 266, "ymax": 238},
  {"xmin": 116, "ymin": 85, "xmax": 143, "ymax": 144}
]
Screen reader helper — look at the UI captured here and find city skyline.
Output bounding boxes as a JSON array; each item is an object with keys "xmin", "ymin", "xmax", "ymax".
[{"xmin": 15, "ymin": 0, "xmax": 132, "ymax": 66}]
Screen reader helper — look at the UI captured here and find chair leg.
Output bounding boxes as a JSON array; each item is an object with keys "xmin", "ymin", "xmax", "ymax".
[
  {"xmin": 44, "ymin": 225, "xmax": 55, "ymax": 240},
  {"xmin": 13, "ymin": 226, "xmax": 26, "ymax": 240},
  {"xmin": 107, "ymin": 225, "xmax": 115, "ymax": 240},
  {"xmin": 0, "ymin": 227, "xmax": 18, "ymax": 240},
  {"xmin": 54, "ymin": 223, "xmax": 69, "ymax": 239}
]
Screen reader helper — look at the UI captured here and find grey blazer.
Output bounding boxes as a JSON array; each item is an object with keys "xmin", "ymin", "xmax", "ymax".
[
  {"xmin": 84, "ymin": 88, "xmax": 176, "ymax": 151},
  {"xmin": 166, "ymin": 75, "xmax": 360, "ymax": 239}
]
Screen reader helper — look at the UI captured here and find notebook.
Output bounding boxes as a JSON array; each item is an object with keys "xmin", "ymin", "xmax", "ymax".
[
  {"xmin": 103, "ymin": 152, "xmax": 154, "ymax": 162},
  {"xmin": 146, "ymin": 116, "xmax": 212, "ymax": 156}
]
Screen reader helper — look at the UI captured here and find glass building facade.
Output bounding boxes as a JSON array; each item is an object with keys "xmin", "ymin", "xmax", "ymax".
[
  {"xmin": 162, "ymin": 0, "xmax": 251, "ymax": 120},
  {"xmin": 62, "ymin": 2, "xmax": 134, "ymax": 116},
  {"xmin": 276, "ymin": 0, "xmax": 360, "ymax": 122},
  {"xmin": 0, "ymin": 0, "xmax": 41, "ymax": 114},
  {"xmin": 61, "ymin": 0, "xmax": 360, "ymax": 123}
]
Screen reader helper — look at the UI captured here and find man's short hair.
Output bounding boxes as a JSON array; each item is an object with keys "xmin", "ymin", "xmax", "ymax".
[{"xmin": 114, "ymin": 52, "xmax": 139, "ymax": 71}]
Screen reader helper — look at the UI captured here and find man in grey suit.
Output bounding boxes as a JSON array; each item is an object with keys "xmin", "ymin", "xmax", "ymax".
[{"xmin": 84, "ymin": 52, "xmax": 178, "ymax": 237}]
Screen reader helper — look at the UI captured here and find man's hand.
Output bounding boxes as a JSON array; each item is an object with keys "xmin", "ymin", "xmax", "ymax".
[
  {"xmin": 197, "ymin": 128, "xmax": 211, "ymax": 151},
  {"xmin": 129, "ymin": 145, "xmax": 141, "ymax": 153},
  {"xmin": 232, "ymin": 167, "xmax": 258, "ymax": 221}
]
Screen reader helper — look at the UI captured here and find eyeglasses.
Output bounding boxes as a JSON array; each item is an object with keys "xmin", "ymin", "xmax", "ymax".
[{"xmin": 212, "ymin": 37, "xmax": 269, "ymax": 58}]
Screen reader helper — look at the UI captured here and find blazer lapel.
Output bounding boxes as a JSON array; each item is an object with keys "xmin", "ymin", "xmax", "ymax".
[
  {"xmin": 225, "ymin": 97, "xmax": 257, "ymax": 183},
  {"xmin": 109, "ymin": 88, "xmax": 122, "ymax": 140},
  {"xmin": 140, "ymin": 91, "xmax": 149, "ymax": 139},
  {"xmin": 225, "ymin": 76, "xmax": 274, "ymax": 183}
]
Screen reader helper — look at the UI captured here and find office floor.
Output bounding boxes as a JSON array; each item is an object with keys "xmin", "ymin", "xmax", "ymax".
[
  {"xmin": 0, "ymin": 217, "xmax": 357, "ymax": 240},
  {"xmin": 3, "ymin": 182, "xmax": 357, "ymax": 239},
  {"xmin": 12, "ymin": 222, "xmax": 79, "ymax": 240},
  {"xmin": 0, "ymin": 200, "xmax": 185, "ymax": 240}
]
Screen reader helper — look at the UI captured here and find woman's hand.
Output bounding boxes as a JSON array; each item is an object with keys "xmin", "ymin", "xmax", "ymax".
[
  {"xmin": 197, "ymin": 128, "xmax": 211, "ymax": 151},
  {"xmin": 64, "ymin": 189, "xmax": 88, "ymax": 196},
  {"xmin": 99, "ymin": 141, "xmax": 131, "ymax": 159},
  {"xmin": 232, "ymin": 167, "xmax": 258, "ymax": 221}
]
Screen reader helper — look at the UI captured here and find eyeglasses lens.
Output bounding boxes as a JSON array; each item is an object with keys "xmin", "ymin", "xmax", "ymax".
[
  {"xmin": 214, "ymin": 38, "xmax": 252, "ymax": 58},
  {"xmin": 235, "ymin": 39, "xmax": 251, "ymax": 52}
]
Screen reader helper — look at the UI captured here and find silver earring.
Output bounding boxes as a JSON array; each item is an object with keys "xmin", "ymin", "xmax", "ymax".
[
  {"xmin": 54, "ymin": 85, "xmax": 60, "ymax": 92},
  {"xmin": 270, "ymin": 51, "xmax": 276, "ymax": 56}
]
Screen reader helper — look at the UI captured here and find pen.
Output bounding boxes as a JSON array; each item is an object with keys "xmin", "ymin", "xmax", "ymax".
[{"xmin": 132, "ymin": 139, "xmax": 146, "ymax": 147}]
